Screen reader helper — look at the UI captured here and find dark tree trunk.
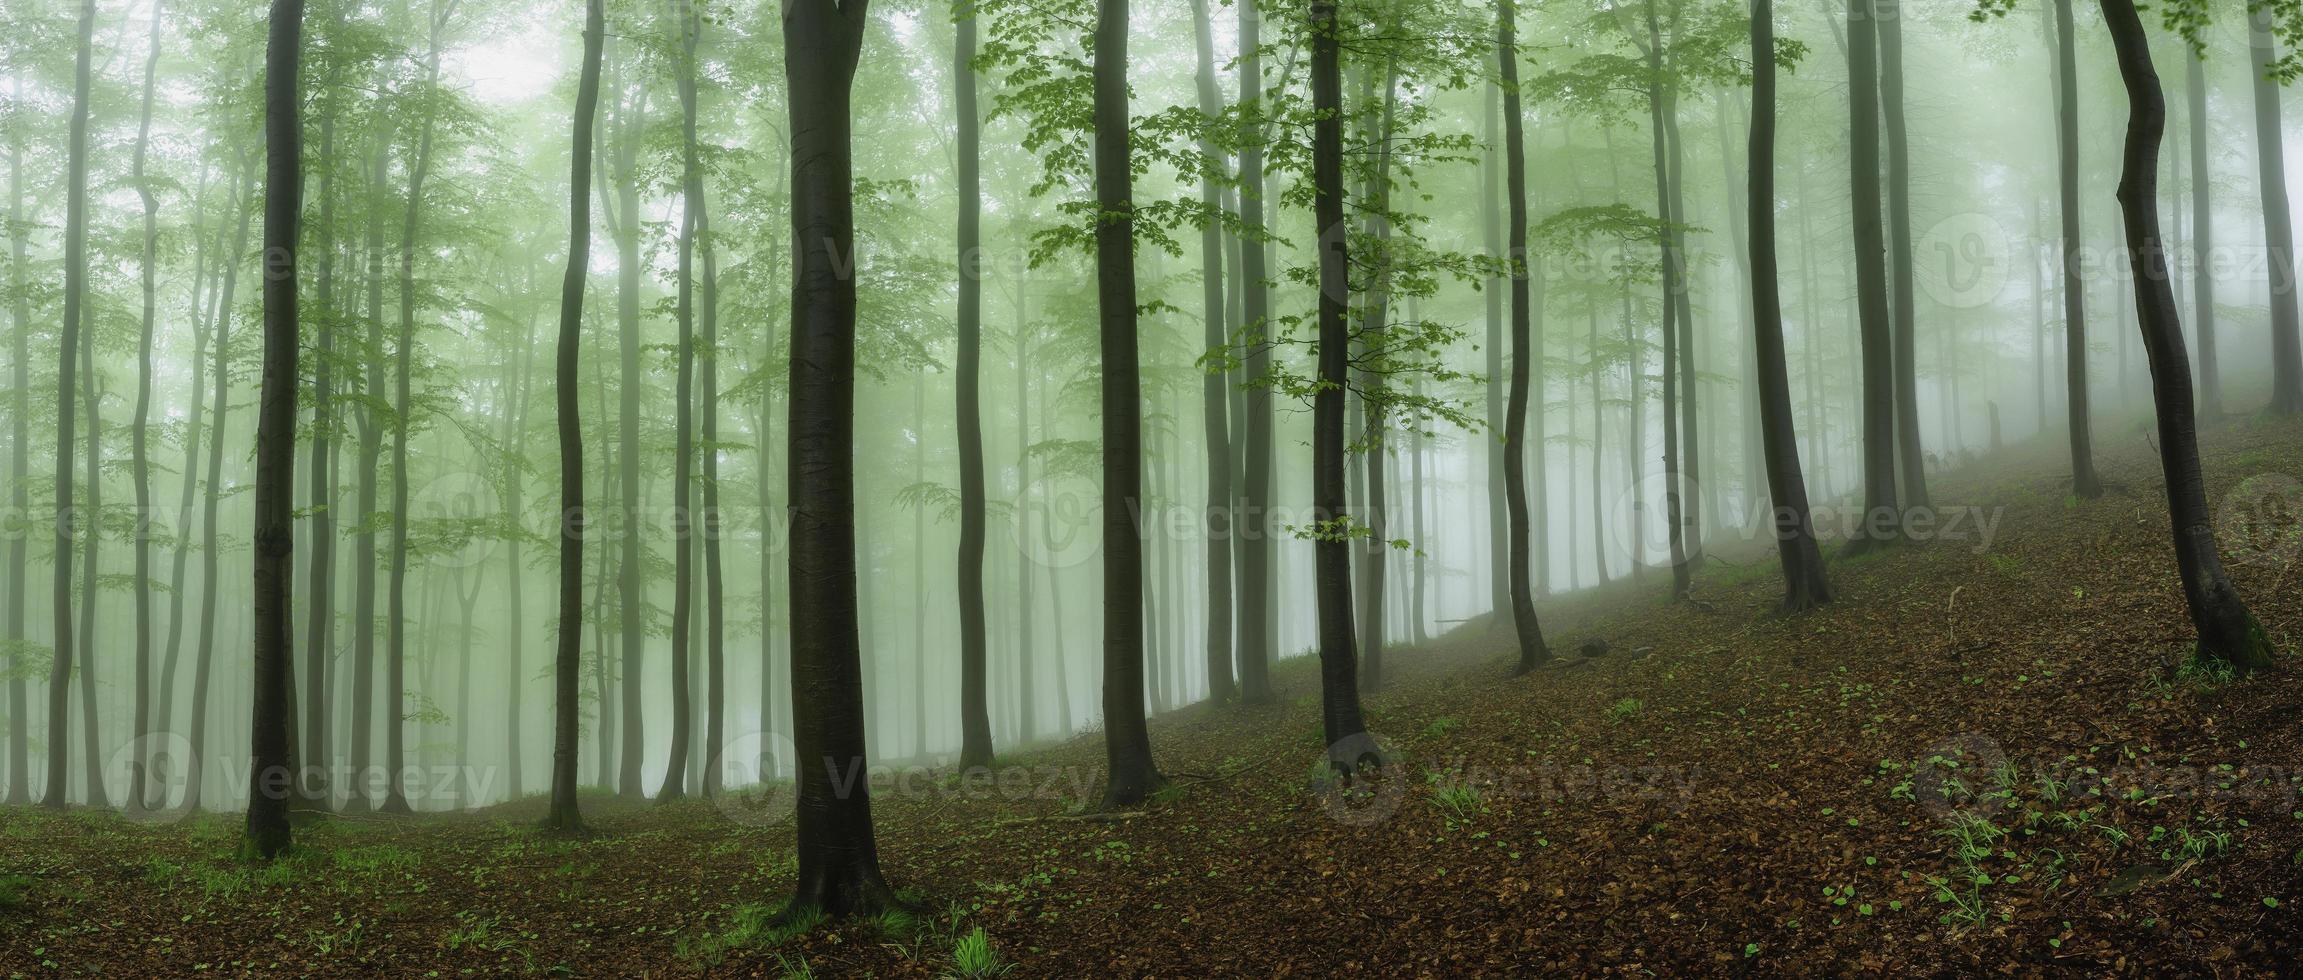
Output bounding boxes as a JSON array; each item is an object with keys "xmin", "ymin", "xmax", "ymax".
[
  {"xmin": 659, "ymin": 0, "xmax": 704, "ymax": 804},
  {"xmin": 5, "ymin": 74, "xmax": 30, "ymax": 804},
  {"xmin": 128, "ymin": 0, "xmax": 165, "ymax": 813},
  {"xmin": 781, "ymin": 0, "xmax": 900, "ymax": 919},
  {"xmin": 1234, "ymin": 0, "xmax": 1276, "ymax": 704},
  {"xmin": 302, "ymin": 14, "xmax": 342, "ymax": 810},
  {"xmin": 1482, "ymin": 77, "xmax": 1509, "ymax": 618},
  {"xmin": 1309, "ymin": 0, "xmax": 1371, "ymax": 757},
  {"xmin": 1643, "ymin": 0, "xmax": 1692, "ymax": 598},
  {"xmin": 2052, "ymin": 0, "xmax": 2102, "ymax": 497},
  {"xmin": 2248, "ymin": 7, "xmax": 2303, "ymax": 414},
  {"xmin": 954, "ymin": 6, "xmax": 994, "ymax": 768},
  {"xmin": 2186, "ymin": 49, "xmax": 2218, "ymax": 419},
  {"xmin": 1844, "ymin": 0, "xmax": 1904, "ymax": 548},
  {"xmin": 1093, "ymin": 0, "xmax": 1166, "ymax": 808},
  {"xmin": 2095, "ymin": 0, "xmax": 2276, "ymax": 670},
  {"xmin": 1879, "ymin": 0, "xmax": 1928, "ymax": 509},
  {"xmin": 1189, "ymin": 0, "xmax": 1236, "ymax": 705},
  {"xmin": 609, "ymin": 65, "xmax": 649, "ymax": 799},
  {"xmin": 1747, "ymin": 0, "xmax": 1831, "ymax": 612},
  {"xmin": 545, "ymin": 0, "xmax": 603, "ymax": 833},
  {"xmin": 246, "ymin": 0, "xmax": 305, "ymax": 858},
  {"xmin": 43, "ymin": 0, "xmax": 94, "ymax": 810},
  {"xmin": 1499, "ymin": 0, "xmax": 1552, "ymax": 673},
  {"xmin": 351, "ymin": 130, "xmax": 389, "ymax": 810},
  {"xmin": 384, "ymin": 9, "xmax": 449, "ymax": 816}
]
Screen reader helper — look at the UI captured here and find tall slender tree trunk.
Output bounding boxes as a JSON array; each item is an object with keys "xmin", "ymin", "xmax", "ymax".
[
  {"xmin": 2052, "ymin": 0, "xmax": 2102, "ymax": 496},
  {"xmin": 658, "ymin": 0, "xmax": 704, "ymax": 803},
  {"xmin": 953, "ymin": 6, "xmax": 994, "ymax": 767},
  {"xmin": 128, "ymin": 0, "xmax": 166, "ymax": 813},
  {"xmin": 780, "ymin": 0, "xmax": 899, "ymax": 918},
  {"xmin": 302, "ymin": 20, "xmax": 343, "ymax": 810},
  {"xmin": 1188, "ymin": 0, "xmax": 1236, "ymax": 704},
  {"xmin": 608, "ymin": 64, "xmax": 649, "ymax": 799},
  {"xmin": 1482, "ymin": 76, "xmax": 1509, "ymax": 618},
  {"xmin": 1879, "ymin": 0, "xmax": 1927, "ymax": 509},
  {"xmin": 383, "ymin": 4, "xmax": 450, "ymax": 815},
  {"xmin": 2249, "ymin": 7, "xmax": 2303, "ymax": 413},
  {"xmin": 1748, "ymin": 0, "xmax": 1830, "ymax": 612},
  {"xmin": 2186, "ymin": 50, "xmax": 2218, "ymax": 419},
  {"xmin": 2097, "ymin": 0, "xmax": 2275, "ymax": 669},
  {"xmin": 189, "ymin": 166, "xmax": 257, "ymax": 812},
  {"xmin": 1500, "ymin": 0, "xmax": 1552, "ymax": 673},
  {"xmin": 1643, "ymin": 0, "xmax": 1692, "ymax": 597},
  {"xmin": 546, "ymin": 0, "xmax": 600, "ymax": 831},
  {"xmin": 1309, "ymin": 0, "xmax": 1373, "ymax": 759},
  {"xmin": 246, "ymin": 0, "xmax": 306, "ymax": 857},
  {"xmin": 1234, "ymin": 0, "xmax": 1276, "ymax": 704},
  {"xmin": 350, "ymin": 130, "xmax": 389, "ymax": 810},
  {"xmin": 1845, "ymin": 0, "xmax": 1905, "ymax": 547},
  {"xmin": 42, "ymin": 0, "xmax": 96, "ymax": 809},
  {"xmin": 1092, "ymin": 0, "xmax": 1166, "ymax": 807},
  {"xmin": 4, "ymin": 74, "xmax": 32, "ymax": 804}
]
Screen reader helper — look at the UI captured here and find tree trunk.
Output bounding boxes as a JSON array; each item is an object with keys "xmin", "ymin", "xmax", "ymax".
[
  {"xmin": 1880, "ymin": 0, "xmax": 1928, "ymax": 509},
  {"xmin": 1748, "ymin": 0, "xmax": 1831, "ymax": 612},
  {"xmin": 1643, "ymin": 0, "xmax": 1692, "ymax": 598},
  {"xmin": 2096, "ymin": 0, "xmax": 2275, "ymax": 669},
  {"xmin": 658, "ymin": 0, "xmax": 704, "ymax": 803},
  {"xmin": 1309, "ymin": 0, "xmax": 1372, "ymax": 760},
  {"xmin": 544, "ymin": 0, "xmax": 603, "ymax": 831},
  {"xmin": 245, "ymin": 0, "xmax": 305, "ymax": 857},
  {"xmin": 42, "ymin": 0, "xmax": 94, "ymax": 810},
  {"xmin": 609, "ymin": 63, "xmax": 649, "ymax": 800},
  {"xmin": 1188, "ymin": 0, "xmax": 1236, "ymax": 705},
  {"xmin": 301, "ymin": 14, "xmax": 343, "ymax": 810},
  {"xmin": 2186, "ymin": 49, "xmax": 2218, "ymax": 419},
  {"xmin": 189, "ymin": 157, "xmax": 257, "ymax": 812},
  {"xmin": 2248, "ymin": 7, "xmax": 2303, "ymax": 413},
  {"xmin": 1093, "ymin": 0, "xmax": 1165, "ymax": 807},
  {"xmin": 781, "ymin": 0, "xmax": 899, "ymax": 918},
  {"xmin": 4, "ymin": 73, "xmax": 31, "ymax": 804},
  {"xmin": 384, "ymin": 6, "xmax": 449, "ymax": 815},
  {"xmin": 1500, "ymin": 0, "xmax": 1552, "ymax": 672},
  {"xmin": 2052, "ymin": 0, "xmax": 2102, "ymax": 496},
  {"xmin": 954, "ymin": 6, "xmax": 994, "ymax": 767},
  {"xmin": 1845, "ymin": 0, "xmax": 1904, "ymax": 548},
  {"xmin": 1234, "ymin": 0, "xmax": 1276, "ymax": 704},
  {"xmin": 128, "ymin": 0, "xmax": 165, "ymax": 813}
]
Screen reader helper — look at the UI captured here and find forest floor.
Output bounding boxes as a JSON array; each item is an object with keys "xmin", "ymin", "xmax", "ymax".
[{"xmin": 5, "ymin": 414, "xmax": 2303, "ymax": 977}]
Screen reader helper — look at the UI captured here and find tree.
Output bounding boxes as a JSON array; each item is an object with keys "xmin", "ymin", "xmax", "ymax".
[
  {"xmin": 384, "ymin": 0, "xmax": 457, "ymax": 816},
  {"xmin": 546, "ymin": 0, "xmax": 606, "ymax": 834},
  {"xmin": 1308, "ymin": 0, "xmax": 1375, "ymax": 746},
  {"xmin": 1879, "ymin": 0, "xmax": 1928, "ymax": 509},
  {"xmin": 781, "ymin": 0, "xmax": 900, "ymax": 918},
  {"xmin": 2249, "ymin": 5, "xmax": 2303, "ymax": 414},
  {"xmin": 954, "ymin": 0, "xmax": 994, "ymax": 769},
  {"xmin": 245, "ymin": 0, "xmax": 306, "ymax": 860},
  {"xmin": 1092, "ymin": 0, "xmax": 1165, "ymax": 809},
  {"xmin": 1189, "ymin": 0, "xmax": 1235, "ymax": 705},
  {"xmin": 4, "ymin": 71, "xmax": 28, "ymax": 806},
  {"xmin": 1499, "ymin": 0, "xmax": 1552, "ymax": 673},
  {"xmin": 42, "ymin": 0, "xmax": 94, "ymax": 810},
  {"xmin": 1746, "ymin": 0, "xmax": 1831, "ymax": 612},
  {"xmin": 1235, "ymin": 0, "xmax": 1276, "ymax": 704},
  {"xmin": 1844, "ymin": 0, "xmax": 1903, "ymax": 548},
  {"xmin": 128, "ymin": 0, "xmax": 166, "ymax": 813},
  {"xmin": 2051, "ymin": 0, "xmax": 2102, "ymax": 497},
  {"xmin": 2186, "ymin": 45, "xmax": 2218, "ymax": 418},
  {"xmin": 2089, "ymin": 0, "xmax": 2277, "ymax": 669},
  {"xmin": 658, "ymin": 0, "xmax": 704, "ymax": 803}
]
